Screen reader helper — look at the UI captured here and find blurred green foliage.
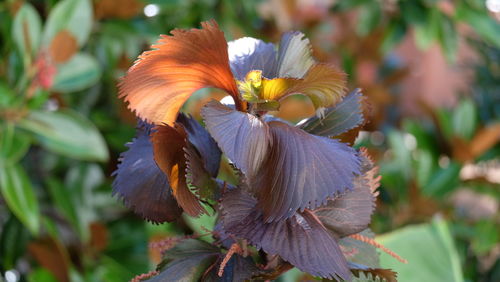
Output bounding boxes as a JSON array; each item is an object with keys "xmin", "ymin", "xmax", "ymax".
[{"xmin": 0, "ymin": 0, "xmax": 499, "ymax": 281}]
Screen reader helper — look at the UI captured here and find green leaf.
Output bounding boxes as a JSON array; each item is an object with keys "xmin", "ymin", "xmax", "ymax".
[
  {"xmin": 455, "ymin": 4, "xmax": 500, "ymax": 48},
  {"xmin": 0, "ymin": 123, "xmax": 31, "ymax": 165},
  {"xmin": 51, "ymin": 53, "xmax": 101, "ymax": 93},
  {"xmin": 18, "ymin": 109, "xmax": 108, "ymax": 161},
  {"xmin": 0, "ymin": 81, "xmax": 17, "ymax": 107},
  {"xmin": 12, "ymin": 3, "xmax": 42, "ymax": 56},
  {"xmin": 414, "ymin": 150, "xmax": 434, "ymax": 188},
  {"xmin": 414, "ymin": 8, "xmax": 440, "ymax": 50},
  {"xmin": 423, "ymin": 161, "xmax": 461, "ymax": 197},
  {"xmin": 421, "ymin": 161, "xmax": 462, "ymax": 196},
  {"xmin": 0, "ymin": 164, "xmax": 41, "ymax": 235},
  {"xmin": 381, "ymin": 19, "xmax": 407, "ymax": 54},
  {"xmin": 471, "ymin": 220, "xmax": 499, "ymax": 255},
  {"xmin": 0, "ymin": 216, "xmax": 31, "ymax": 269},
  {"xmin": 182, "ymin": 210, "xmax": 216, "ymax": 242},
  {"xmin": 377, "ymin": 217, "xmax": 463, "ymax": 282},
  {"xmin": 356, "ymin": 3, "xmax": 381, "ymax": 36},
  {"xmin": 46, "ymin": 177, "xmax": 85, "ymax": 240},
  {"xmin": 42, "ymin": 0, "xmax": 93, "ymax": 47},
  {"xmin": 438, "ymin": 15, "xmax": 458, "ymax": 62},
  {"xmin": 436, "ymin": 108, "xmax": 453, "ymax": 141},
  {"xmin": 340, "ymin": 229, "xmax": 379, "ymax": 268},
  {"xmin": 28, "ymin": 268, "xmax": 59, "ymax": 282},
  {"xmin": 452, "ymin": 99, "xmax": 477, "ymax": 141}
]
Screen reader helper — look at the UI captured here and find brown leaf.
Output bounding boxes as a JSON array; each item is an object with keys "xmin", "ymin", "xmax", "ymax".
[
  {"xmin": 119, "ymin": 20, "xmax": 242, "ymax": 125},
  {"xmin": 152, "ymin": 123, "xmax": 206, "ymax": 217},
  {"xmin": 28, "ymin": 237, "xmax": 70, "ymax": 282},
  {"xmin": 470, "ymin": 123, "xmax": 500, "ymax": 159},
  {"xmin": 49, "ymin": 30, "xmax": 78, "ymax": 63},
  {"xmin": 89, "ymin": 222, "xmax": 108, "ymax": 254}
]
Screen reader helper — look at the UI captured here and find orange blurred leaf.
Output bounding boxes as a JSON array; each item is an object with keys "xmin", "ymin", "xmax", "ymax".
[
  {"xmin": 49, "ymin": 30, "xmax": 78, "ymax": 63},
  {"xmin": 28, "ymin": 237, "xmax": 70, "ymax": 282}
]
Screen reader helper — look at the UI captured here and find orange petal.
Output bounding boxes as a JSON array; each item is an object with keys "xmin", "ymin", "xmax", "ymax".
[
  {"xmin": 119, "ymin": 20, "xmax": 241, "ymax": 125},
  {"xmin": 151, "ymin": 123, "xmax": 206, "ymax": 217}
]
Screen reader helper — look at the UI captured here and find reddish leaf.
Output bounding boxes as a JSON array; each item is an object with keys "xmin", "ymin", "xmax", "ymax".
[
  {"xmin": 201, "ymin": 101, "xmax": 272, "ymax": 180},
  {"xmin": 300, "ymin": 89, "xmax": 365, "ymax": 137},
  {"xmin": 151, "ymin": 123, "xmax": 206, "ymax": 217},
  {"xmin": 202, "ymin": 101, "xmax": 361, "ymax": 222},
  {"xmin": 256, "ymin": 121, "xmax": 361, "ymax": 222},
  {"xmin": 313, "ymin": 150, "xmax": 379, "ymax": 237},
  {"xmin": 220, "ymin": 189, "xmax": 351, "ymax": 280},
  {"xmin": 184, "ymin": 142, "xmax": 219, "ymax": 202},
  {"xmin": 177, "ymin": 113, "xmax": 221, "ymax": 177},
  {"xmin": 49, "ymin": 30, "xmax": 77, "ymax": 63},
  {"xmin": 28, "ymin": 237, "xmax": 70, "ymax": 282},
  {"xmin": 119, "ymin": 20, "xmax": 241, "ymax": 125},
  {"xmin": 112, "ymin": 123, "xmax": 182, "ymax": 223}
]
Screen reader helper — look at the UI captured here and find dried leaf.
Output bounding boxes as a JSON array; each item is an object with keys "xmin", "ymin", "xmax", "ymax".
[
  {"xmin": 151, "ymin": 123, "xmax": 206, "ymax": 217},
  {"xmin": 112, "ymin": 123, "xmax": 182, "ymax": 223},
  {"xmin": 119, "ymin": 20, "xmax": 241, "ymax": 125},
  {"xmin": 220, "ymin": 189, "xmax": 351, "ymax": 280}
]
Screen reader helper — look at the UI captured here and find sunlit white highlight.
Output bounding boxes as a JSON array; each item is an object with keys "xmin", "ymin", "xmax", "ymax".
[{"xmin": 144, "ymin": 4, "xmax": 160, "ymax": 17}]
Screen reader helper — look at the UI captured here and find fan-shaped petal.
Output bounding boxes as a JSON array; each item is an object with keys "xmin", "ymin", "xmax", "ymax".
[
  {"xmin": 119, "ymin": 20, "xmax": 240, "ymax": 125},
  {"xmin": 112, "ymin": 123, "xmax": 182, "ymax": 223}
]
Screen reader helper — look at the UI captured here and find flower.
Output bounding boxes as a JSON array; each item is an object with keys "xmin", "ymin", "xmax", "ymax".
[{"xmin": 113, "ymin": 20, "xmax": 385, "ymax": 280}]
